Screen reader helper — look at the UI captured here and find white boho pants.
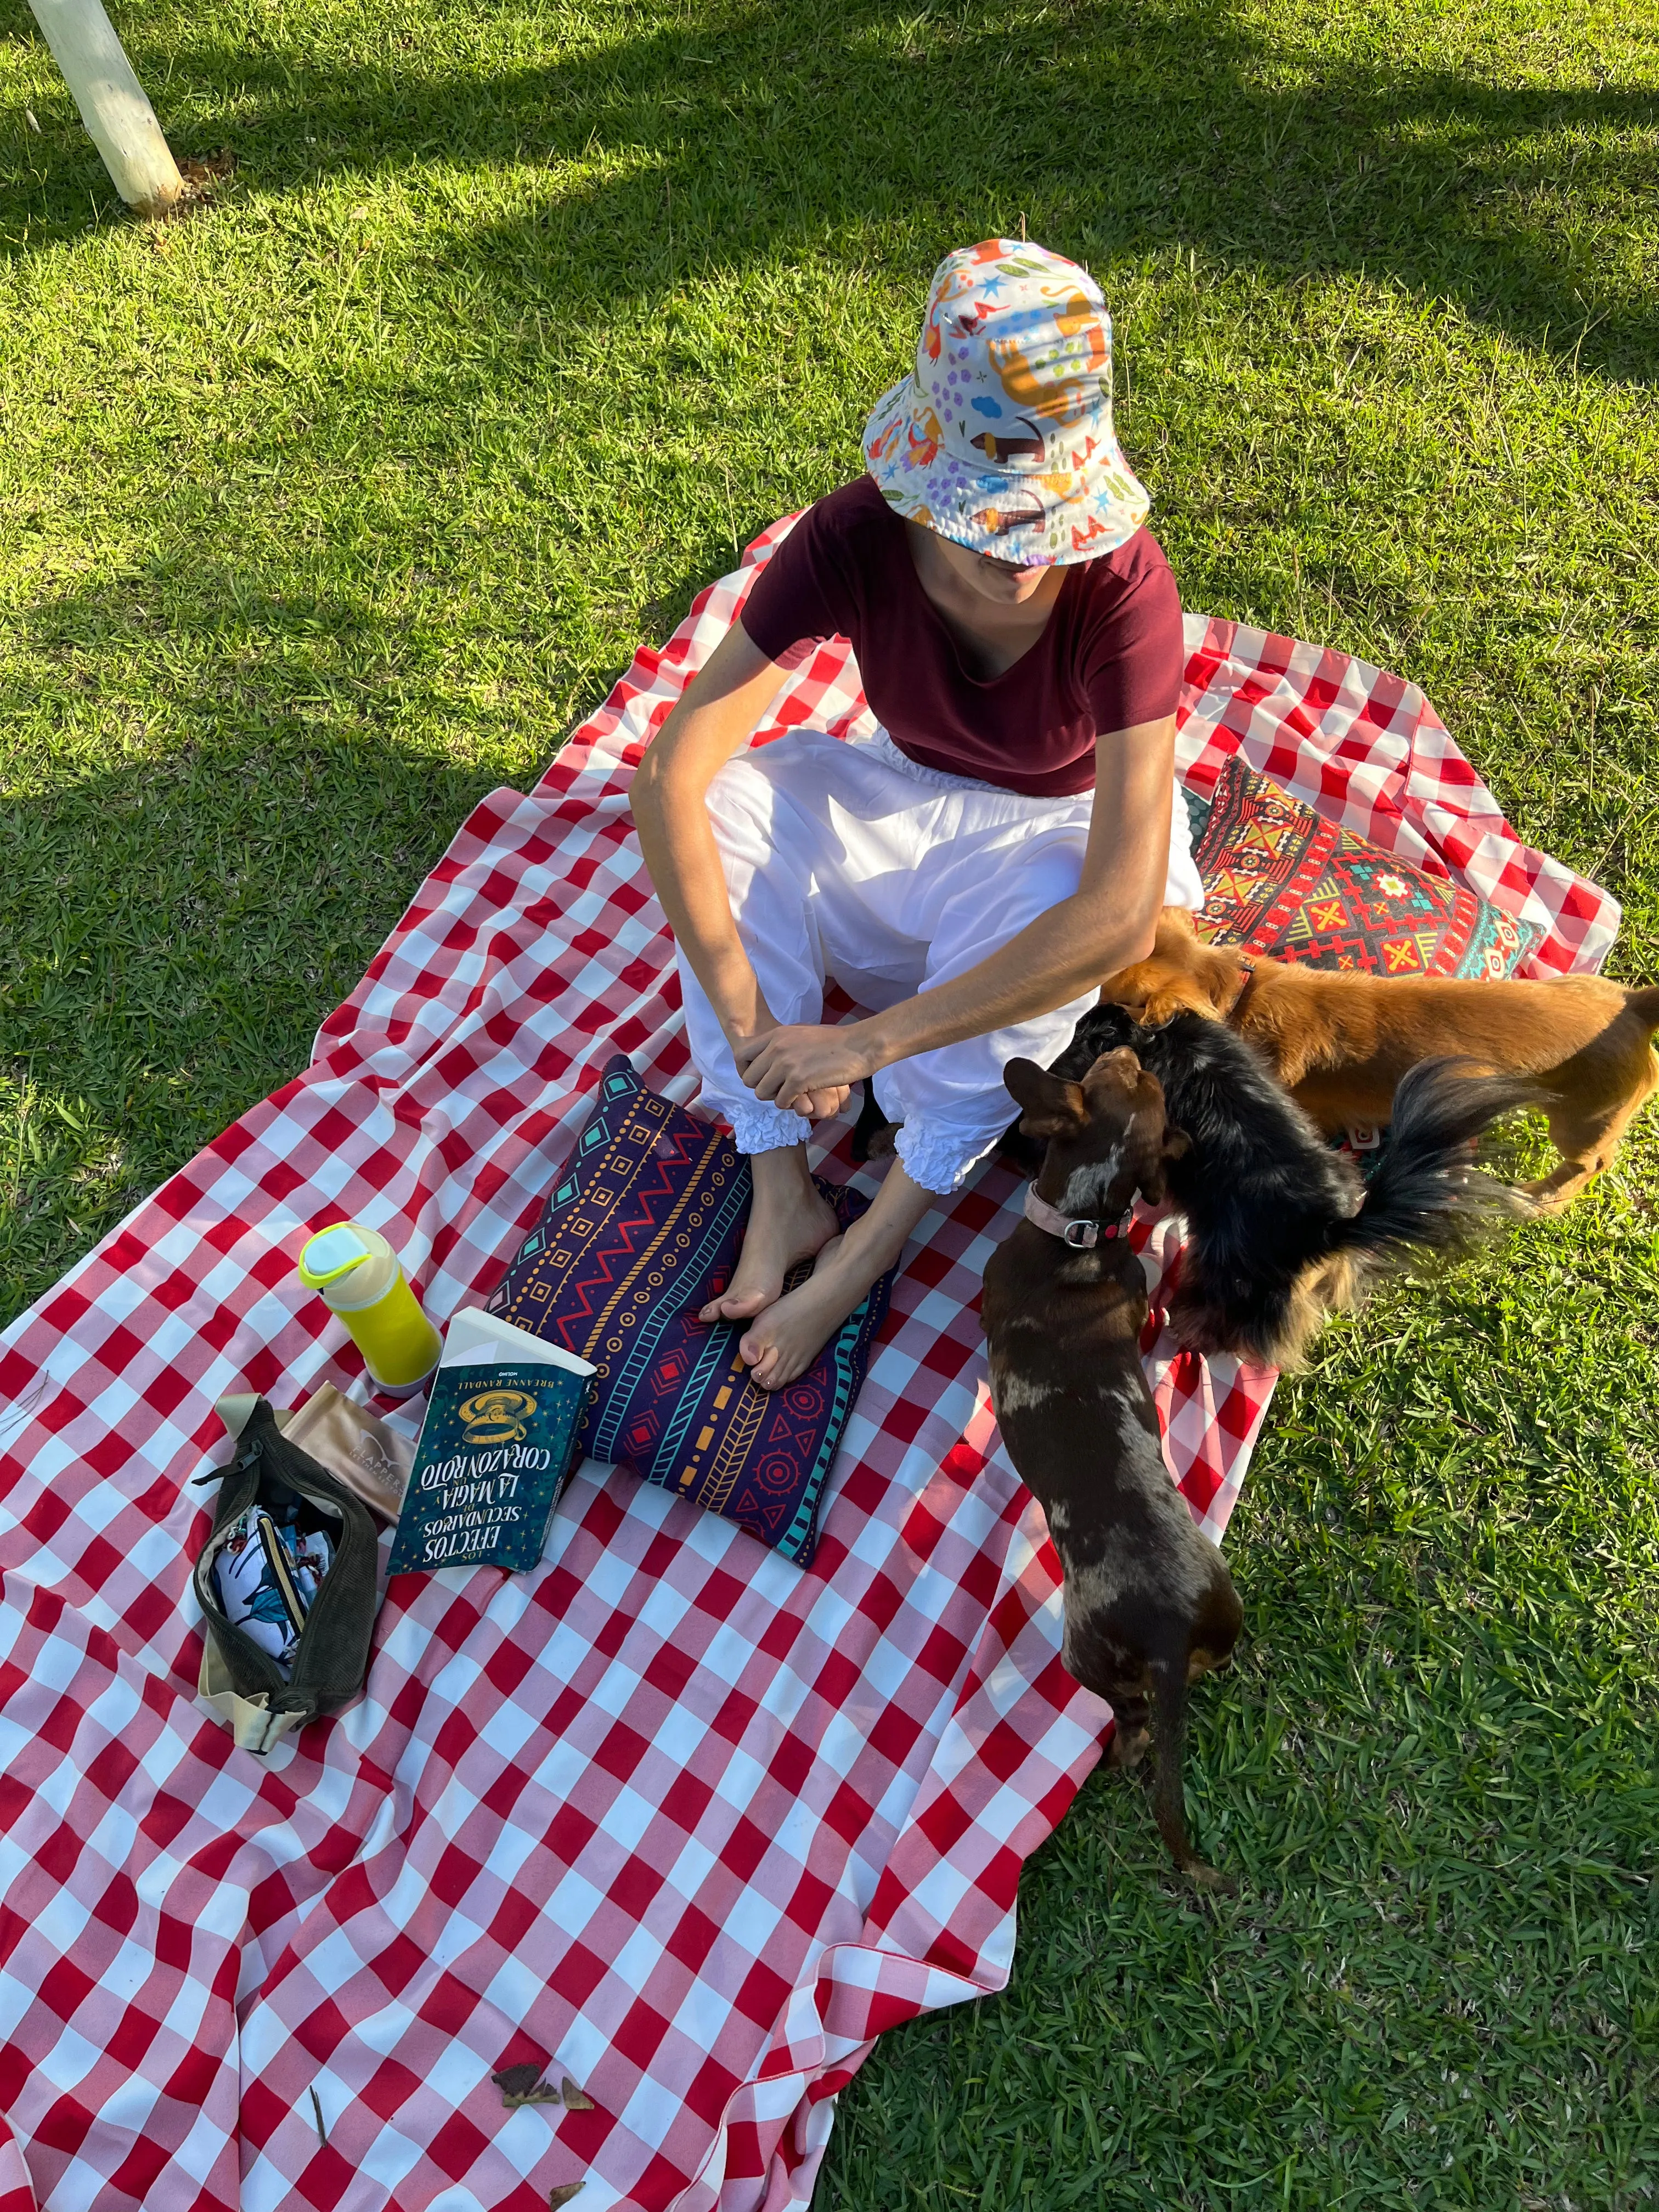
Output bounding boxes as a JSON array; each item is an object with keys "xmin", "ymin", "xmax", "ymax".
[{"xmin": 677, "ymin": 728, "xmax": 1205, "ymax": 1195}]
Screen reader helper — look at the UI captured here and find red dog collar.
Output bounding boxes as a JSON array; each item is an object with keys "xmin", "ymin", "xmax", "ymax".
[{"xmin": 1023, "ymin": 1183, "xmax": 1133, "ymax": 1249}]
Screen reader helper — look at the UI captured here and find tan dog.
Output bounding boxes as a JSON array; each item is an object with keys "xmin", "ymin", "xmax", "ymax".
[{"xmin": 1102, "ymin": 911, "xmax": 1659, "ymax": 1210}]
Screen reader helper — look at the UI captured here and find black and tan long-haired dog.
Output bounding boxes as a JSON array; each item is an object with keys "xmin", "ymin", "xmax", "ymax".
[
  {"xmin": 981, "ymin": 1047, "xmax": 1243, "ymax": 1889},
  {"xmin": 852, "ymin": 1013, "xmax": 1543, "ymax": 1369},
  {"xmin": 1049, "ymin": 1006, "xmax": 1542, "ymax": 1367}
]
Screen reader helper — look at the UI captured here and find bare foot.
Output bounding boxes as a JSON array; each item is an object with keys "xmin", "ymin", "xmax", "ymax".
[
  {"xmin": 729, "ymin": 1160, "xmax": 936, "ymax": 1390},
  {"xmin": 737, "ymin": 1234, "xmax": 864, "ymax": 1390},
  {"xmin": 699, "ymin": 1147, "xmax": 837, "ymax": 1325},
  {"xmin": 738, "ymin": 1182, "xmax": 918, "ymax": 1388}
]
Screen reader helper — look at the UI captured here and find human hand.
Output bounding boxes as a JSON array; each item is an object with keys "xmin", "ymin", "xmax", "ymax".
[{"xmin": 731, "ymin": 1023, "xmax": 877, "ymax": 1119}]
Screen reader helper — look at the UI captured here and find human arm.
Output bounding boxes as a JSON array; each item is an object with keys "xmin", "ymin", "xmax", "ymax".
[
  {"xmin": 733, "ymin": 713, "xmax": 1177, "ymax": 1104},
  {"xmin": 628, "ymin": 623, "xmax": 853, "ymax": 1121}
]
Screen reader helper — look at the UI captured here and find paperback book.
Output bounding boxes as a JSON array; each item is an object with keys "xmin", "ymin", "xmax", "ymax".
[{"xmin": 387, "ymin": 1307, "xmax": 596, "ymax": 1576}]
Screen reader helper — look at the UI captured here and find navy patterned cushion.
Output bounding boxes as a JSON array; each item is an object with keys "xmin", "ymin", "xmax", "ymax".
[
  {"xmin": 1188, "ymin": 757, "xmax": 1543, "ymax": 979},
  {"xmin": 486, "ymin": 1054, "xmax": 893, "ymax": 1566}
]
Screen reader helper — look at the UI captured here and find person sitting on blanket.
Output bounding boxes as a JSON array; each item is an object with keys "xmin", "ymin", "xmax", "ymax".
[{"xmin": 631, "ymin": 238, "xmax": 1203, "ymax": 1389}]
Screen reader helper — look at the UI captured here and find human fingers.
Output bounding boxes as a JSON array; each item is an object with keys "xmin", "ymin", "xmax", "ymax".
[
  {"xmin": 742, "ymin": 1037, "xmax": 803, "ymax": 1102},
  {"xmin": 744, "ymin": 1036, "xmax": 836, "ymax": 1103},
  {"xmin": 778, "ymin": 1087, "xmax": 843, "ymax": 1122},
  {"xmin": 804, "ymin": 1085, "xmax": 853, "ymax": 1121}
]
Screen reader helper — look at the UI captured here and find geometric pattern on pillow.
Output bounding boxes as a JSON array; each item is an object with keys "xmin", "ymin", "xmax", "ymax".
[
  {"xmin": 485, "ymin": 1052, "xmax": 892, "ymax": 1566},
  {"xmin": 1188, "ymin": 756, "xmax": 1544, "ymax": 979}
]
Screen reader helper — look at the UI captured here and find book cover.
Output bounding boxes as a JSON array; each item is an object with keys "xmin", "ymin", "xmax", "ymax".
[{"xmin": 387, "ymin": 1308, "xmax": 596, "ymax": 1576}]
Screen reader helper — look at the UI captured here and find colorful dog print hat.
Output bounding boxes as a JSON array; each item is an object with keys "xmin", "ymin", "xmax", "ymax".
[{"xmin": 862, "ymin": 239, "xmax": 1150, "ymax": 565}]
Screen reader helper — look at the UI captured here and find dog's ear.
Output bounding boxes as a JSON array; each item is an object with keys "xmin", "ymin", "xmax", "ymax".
[
  {"xmin": 1161, "ymin": 1125, "xmax": 1193, "ymax": 1163},
  {"xmin": 1003, "ymin": 1057, "xmax": 1087, "ymax": 1138}
]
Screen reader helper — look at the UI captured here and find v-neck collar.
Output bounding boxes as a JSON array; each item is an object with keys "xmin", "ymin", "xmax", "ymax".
[{"xmin": 900, "ymin": 517, "xmax": 1075, "ymax": 690}]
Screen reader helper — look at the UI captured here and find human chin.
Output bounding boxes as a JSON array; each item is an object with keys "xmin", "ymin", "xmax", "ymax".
[{"xmin": 970, "ymin": 553, "xmax": 1049, "ymax": 602}]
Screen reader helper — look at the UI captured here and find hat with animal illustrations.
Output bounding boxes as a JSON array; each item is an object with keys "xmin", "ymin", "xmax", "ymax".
[{"xmin": 862, "ymin": 239, "xmax": 1150, "ymax": 565}]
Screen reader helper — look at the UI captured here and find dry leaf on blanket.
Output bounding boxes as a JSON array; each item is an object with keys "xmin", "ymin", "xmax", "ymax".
[
  {"xmin": 493, "ymin": 2062, "xmax": 561, "ymax": 2107},
  {"xmin": 560, "ymin": 2079, "xmax": 595, "ymax": 2110},
  {"xmin": 549, "ymin": 2184, "xmax": 585, "ymax": 2209}
]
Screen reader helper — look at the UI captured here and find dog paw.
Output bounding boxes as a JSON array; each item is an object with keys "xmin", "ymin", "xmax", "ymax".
[
  {"xmin": 1107, "ymin": 1724, "xmax": 1150, "ymax": 1771},
  {"xmin": 1518, "ymin": 1173, "xmax": 1585, "ymax": 1215},
  {"xmin": 1182, "ymin": 1860, "xmax": 1237, "ymax": 1897}
]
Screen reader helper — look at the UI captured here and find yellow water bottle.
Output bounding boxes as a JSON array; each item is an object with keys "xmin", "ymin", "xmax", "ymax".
[{"xmin": 297, "ymin": 1222, "xmax": 443, "ymax": 1395}]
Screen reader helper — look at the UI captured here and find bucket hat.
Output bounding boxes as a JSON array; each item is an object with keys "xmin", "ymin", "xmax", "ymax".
[{"xmin": 862, "ymin": 239, "xmax": 1150, "ymax": 565}]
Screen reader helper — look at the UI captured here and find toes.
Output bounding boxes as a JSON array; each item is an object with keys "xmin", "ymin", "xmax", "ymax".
[
  {"xmin": 750, "ymin": 1346, "xmax": 798, "ymax": 1392},
  {"xmin": 741, "ymin": 1336, "xmax": 780, "ymax": 1387},
  {"xmin": 737, "ymin": 1324, "xmax": 804, "ymax": 1390},
  {"xmin": 700, "ymin": 1288, "xmax": 774, "ymax": 1323}
]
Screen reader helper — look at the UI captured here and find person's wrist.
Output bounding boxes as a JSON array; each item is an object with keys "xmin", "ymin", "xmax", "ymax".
[
  {"xmin": 721, "ymin": 1007, "xmax": 775, "ymax": 1049},
  {"xmin": 850, "ymin": 1013, "xmax": 896, "ymax": 1076}
]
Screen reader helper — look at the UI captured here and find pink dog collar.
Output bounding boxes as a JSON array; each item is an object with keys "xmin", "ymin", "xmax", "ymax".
[{"xmin": 1023, "ymin": 1182, "xmax": 1132, "ymax": 1250}]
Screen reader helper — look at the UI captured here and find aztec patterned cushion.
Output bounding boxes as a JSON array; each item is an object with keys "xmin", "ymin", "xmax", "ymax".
[
  {"xmin": 1186, "ymin": 757, "xmax": 1543, "ymax": 978},
  {"xmin": 485, "ymin": 1054, "xmax": 893, "ymax": 1566}
]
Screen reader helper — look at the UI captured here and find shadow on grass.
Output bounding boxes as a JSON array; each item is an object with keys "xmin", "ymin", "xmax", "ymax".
[
  {"xmin": 0, "ymin": 564, "xmax": 516, "ymax": 1314},
  {"xmin": 0, "ymin": 494, "xmax": 725, "ymax": 1275},
  {"xmin": 3, "ymin": 0, "xmax": 1656, "ymax": 381}
]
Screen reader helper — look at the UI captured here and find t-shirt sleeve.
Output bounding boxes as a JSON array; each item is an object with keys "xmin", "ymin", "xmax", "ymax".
[
  {"xmin": 1079, "ymin": 539, "xmax": 1185, "ymax": 734},
  {"xmin": 738, "ymin": 492, "xmax": 862, "ymax": 664}
]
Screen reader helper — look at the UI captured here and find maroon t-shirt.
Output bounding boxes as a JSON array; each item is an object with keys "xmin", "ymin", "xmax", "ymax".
[{"xmin": 740, "ymin": 476, "xmax": 1184, "ymax": 798}]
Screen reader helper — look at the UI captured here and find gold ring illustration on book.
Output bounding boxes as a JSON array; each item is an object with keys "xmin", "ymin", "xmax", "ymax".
[{"xmin": 457, "ymin": 1390, "xmax": 538, "ymax": 1444}]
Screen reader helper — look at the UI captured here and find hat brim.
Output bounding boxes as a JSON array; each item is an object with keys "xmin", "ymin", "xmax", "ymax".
[{"xmin": 861, "ymin": 377, "xmax": 1150, "ymax": 567}]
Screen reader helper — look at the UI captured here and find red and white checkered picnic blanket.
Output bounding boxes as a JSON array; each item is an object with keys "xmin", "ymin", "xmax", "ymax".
[{"xmin": 0, "ymin": 519, "xmax": 1615, "ymax": 2212}]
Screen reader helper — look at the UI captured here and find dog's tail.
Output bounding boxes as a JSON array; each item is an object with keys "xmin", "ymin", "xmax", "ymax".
[
  {"xmin": 1148, "ymin": 1660, "xmax": 1231, "ymax": 1892},
  {"xmin": 1324, "ymin": 1057, "xmax": 1539, "ymax": 1290}
]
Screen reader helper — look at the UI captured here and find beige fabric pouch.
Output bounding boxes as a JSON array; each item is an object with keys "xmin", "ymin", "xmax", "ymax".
[{"xmin": 214, "ymin": 1385, "xmax": 412, "ymax": 1523}]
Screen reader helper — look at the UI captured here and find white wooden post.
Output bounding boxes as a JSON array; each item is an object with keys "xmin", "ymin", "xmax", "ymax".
[{"xmin": 27, "ymin": 0, "xmax": 184, "ymax": 216}]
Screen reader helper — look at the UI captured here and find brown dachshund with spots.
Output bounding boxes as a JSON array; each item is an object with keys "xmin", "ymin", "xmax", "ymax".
[{"xmin": 981, "ymin": 1047, "xmax": 1242, "ymax": 1889}]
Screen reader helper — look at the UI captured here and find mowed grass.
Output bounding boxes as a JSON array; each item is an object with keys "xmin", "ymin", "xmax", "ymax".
[{"xmin": 2, "ymin": 0, "xmax": 1656, "ymax": 2203}]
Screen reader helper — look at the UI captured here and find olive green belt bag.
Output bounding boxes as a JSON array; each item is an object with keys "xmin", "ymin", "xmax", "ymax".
[{"xmin": 193, "ymin": 1398, "xmax": 382, "ymax": 1756}]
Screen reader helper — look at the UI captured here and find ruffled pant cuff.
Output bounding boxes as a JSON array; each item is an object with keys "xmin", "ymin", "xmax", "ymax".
[
  {"xmin": 725, "ymin": 1099, "xmax": 814, "ymax": 1156},
  {"xmin": 893, "ymin": 1119, "xmax": 990, "ymax": 1198}
]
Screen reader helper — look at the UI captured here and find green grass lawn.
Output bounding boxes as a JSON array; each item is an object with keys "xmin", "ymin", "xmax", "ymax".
[{"xmin": 2, "ymin": 0, "xmax": 1656, "ymax": 2202}]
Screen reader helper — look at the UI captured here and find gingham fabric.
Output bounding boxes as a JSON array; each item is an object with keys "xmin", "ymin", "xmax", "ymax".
[
  {"xmin": 1174, "ymin": 622, "xmax": 1618, "ymax": 977},
  {"xmin": 0, "ymin": 517, "xmax": 1615, "ymax": 2212}
]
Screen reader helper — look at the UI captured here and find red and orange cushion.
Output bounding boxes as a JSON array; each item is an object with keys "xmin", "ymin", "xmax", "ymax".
[{"xmin": 1186, "ymin": 757, "xmax": 1541, "ymax": 979}]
